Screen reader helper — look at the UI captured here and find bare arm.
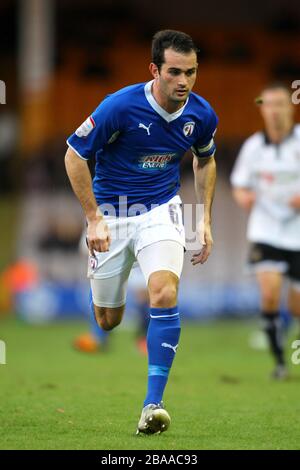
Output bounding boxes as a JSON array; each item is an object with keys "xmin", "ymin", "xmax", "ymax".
[
  {"xmin": 232, "ymin": 187, "xmax": 256, "ymax": 211},
  {"xmin": 64, "ymin": 147, "xmax": 110, "ymax": 254},
  {"xmin": 191, "ymin": 154, "xmax": 216, "ymax": 265},
  {"xmin": 289, "ymin": 194, "xmax": 300, "ymax": 210}
]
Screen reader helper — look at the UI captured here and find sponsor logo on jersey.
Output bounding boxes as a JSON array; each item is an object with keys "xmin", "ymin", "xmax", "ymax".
[
  {"xmin": 258, "ymin": 171, "xmax": 298, "ymax": 184},
  {"xmin": 75, "ymin": 116, "xmax": 96, "ymax": 137},
  {"xmin": 138, "ymin": 153, "xmax": 175, "ymax": 169},
  {"xmin": 259, "ymin": 171, "xmax": 275, "ymax": 183},
  {"xmin": 183, "ymin": 121, "xmax": 195, "ymax": 137}
]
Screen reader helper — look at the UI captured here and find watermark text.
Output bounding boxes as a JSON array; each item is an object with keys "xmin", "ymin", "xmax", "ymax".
[
  {"xmin": 0, "ymin": 340, "xmax": 6, "ymax": 365},
  {"xmin": 291, "ymin": 80, "xmax": 300, "ymax": 105},
  {"xmin": 291, "ymin": 340, "xmax": 300, "ymax": 365},
  {"xmin": 0, "ymin": 80, "xmax": 6, "ymax": 104}
]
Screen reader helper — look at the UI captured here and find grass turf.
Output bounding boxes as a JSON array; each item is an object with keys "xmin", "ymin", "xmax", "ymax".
[{"xmin": 0, "ymin": 318, "xmax": 300, "ymax": 450}]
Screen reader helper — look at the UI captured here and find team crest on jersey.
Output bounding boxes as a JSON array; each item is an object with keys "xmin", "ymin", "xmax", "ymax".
[
  {"xmin": 75, "ymin": 116, "xmax": 96, "ymax": 138},
  {"xmin": 89, "ymin": 255, "xmax": 98, "ymax": 271},
  {"xmin": 183, "ymin": 121, "xmax": 195, "ymax": 137}
]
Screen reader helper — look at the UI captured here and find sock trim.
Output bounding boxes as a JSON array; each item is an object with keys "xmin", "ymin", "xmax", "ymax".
[
  {"xmin": 150, "ymin": 306, "xmax": 178, "ymax": 315},
  {"xmin": 150, "ymin": 312, "xmax": 179, "ymax": 319},
  {"xmin": 148, "ymin": 364, "xmax": 170, "ymax": 377}
]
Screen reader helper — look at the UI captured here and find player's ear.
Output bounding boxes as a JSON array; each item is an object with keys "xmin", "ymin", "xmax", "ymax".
[{"xmin": 149, "ymin": 62, "xmax": 159, "ymax": 79}]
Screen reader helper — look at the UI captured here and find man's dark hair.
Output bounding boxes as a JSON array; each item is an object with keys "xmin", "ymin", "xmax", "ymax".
[
  {"xmin": 262, "ymin": 82, "xmax": 291, "ymax": 94},
  {"xmin": 255, "ymin": 82, "xmax": 291, "ymax": 105},
  {"xmin": 152, "ymin": 30, "xmax": 198, "ymax": 70}
]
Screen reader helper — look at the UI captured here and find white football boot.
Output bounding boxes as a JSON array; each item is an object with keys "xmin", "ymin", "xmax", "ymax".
[
  {"xmin": 136, "ymin": 403, "xmax": 171, "ymax": 435},
  {"xmin": 271, "ymin": 364, "xmax": 289, "ymax": 380}
]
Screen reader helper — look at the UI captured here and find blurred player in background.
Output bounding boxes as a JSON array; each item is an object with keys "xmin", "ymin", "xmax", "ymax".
[
  {"xmin": 65, "ymin": 30, "xmax": 217, "ymax": 434},
  {"xmin": 73, "ymin": 233, "xmax": 149, "ymax": 355},
  {"xmin": 231, "ymin": 83, "xmax": 300, "ymax": 379}
]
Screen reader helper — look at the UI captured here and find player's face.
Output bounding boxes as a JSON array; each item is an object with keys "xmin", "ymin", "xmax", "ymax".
[
  {"xmin": 260, "ymin": 89, "xmax": 294, "ymax": 129},
  {"xmin": 152, "ymin": 48, "xmax": 198, "ymax": 104}
]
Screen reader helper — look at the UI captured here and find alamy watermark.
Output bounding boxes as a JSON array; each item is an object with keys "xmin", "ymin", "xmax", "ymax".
[
  {"xmin": 0, "ymin": 340, "xmax": 6, "ymax": 365},
  {"xmin": 0, "ymin": 80, "xmax": 6, "ymax": 104},
  {"xmin": 291, "ymin": 340, "xmax": 300, "ymax": 365},
  {"xmin": 93, "ymin": 199, "xmax": 205, "ymax": 251},
  {"xmin": 291, "ymin": 80, "xmax": 300, "ymax": 105}
]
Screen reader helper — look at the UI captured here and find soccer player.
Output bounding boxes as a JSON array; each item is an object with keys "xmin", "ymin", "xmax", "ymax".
[
  {"xmin": 231, "ymin": 83, "xmax": 300, "ymax": 379},
  {"xmin": 65, "ymin": 30, "xmax": 218, "ymax": 434}
]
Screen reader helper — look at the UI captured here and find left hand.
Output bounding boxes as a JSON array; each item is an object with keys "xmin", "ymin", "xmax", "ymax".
[
  {"xmin": 191, "ymin": 222, "xmax": 213, "ymax": 265},
  {"xmin": 289, "ymin": 195, "xmax": 300, "ymax": 210}
]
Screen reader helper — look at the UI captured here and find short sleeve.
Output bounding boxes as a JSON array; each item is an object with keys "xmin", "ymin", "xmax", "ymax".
[
  {"xmin": 66, "ymin": 95, "xmax": 122, "ymax": 160},
  {"xmin": 230, "ymin": 139, "xmax": 256, "ymax": 188},
  {"xmin": 192, "ymin": 108, "xmax": 218, "ymax": 158}
]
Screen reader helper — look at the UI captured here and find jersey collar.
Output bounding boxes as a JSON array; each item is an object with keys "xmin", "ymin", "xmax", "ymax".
[
  {"xmin": 263, "ymin": 125, "xmax": 296, "ymax": 145},
  {"xmin": 144, "ymin": 80, "xmax": 189, "ymax": 123}
]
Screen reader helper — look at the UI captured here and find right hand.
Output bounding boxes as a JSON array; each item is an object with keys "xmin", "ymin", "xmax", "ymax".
[
  {"xmin": 191, "ymin": 221, "xmax": 214, "ymax": 266},
  {"xmin": 289, "ymin": 194, "xmax": 300, "ymax": 210},
  {"xmin": 87, "ymin": 217, "xmax": 111, "ymax": 256}
]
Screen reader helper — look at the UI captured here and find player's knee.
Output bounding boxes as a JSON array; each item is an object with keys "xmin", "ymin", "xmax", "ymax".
[
  {"xmin": 96, "ymin": 315, "xmax": 118, "ymax": 331},
  {"xmin": 261, "ymin": 291, "xmax": 280, "ymax": 310},
  {"xmin": 94, "ymin": 305, "xmax": 123, "ymax": 331},
  {"xmin": 106, "ymin": 316, "xmax": 122, "ymax": 330},
  {"xmin": 149, "ymin": 281, "xmax": 178, "ymax": 308},
  {"xmin": 93, "ymin": 306, "xmax": 112, "ymax": 331},
  {"xmin": 99, "ymin": 318, "xmax": 114, "ymax": 331}
]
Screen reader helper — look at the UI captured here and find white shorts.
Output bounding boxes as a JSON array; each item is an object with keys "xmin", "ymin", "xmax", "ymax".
[{"xmin": 87, "ymin": 195, "xmax": 185, "ymax": 308}]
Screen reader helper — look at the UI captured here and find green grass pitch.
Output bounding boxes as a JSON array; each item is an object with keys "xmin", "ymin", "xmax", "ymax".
[{"xmin": 0, "ymin": 317, "xmax": 300, "ymax": 450}]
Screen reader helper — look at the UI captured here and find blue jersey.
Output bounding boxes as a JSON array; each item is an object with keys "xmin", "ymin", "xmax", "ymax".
[{"xmin": 67, "ymin": 80, "xmax": 218, "ymax": 216}]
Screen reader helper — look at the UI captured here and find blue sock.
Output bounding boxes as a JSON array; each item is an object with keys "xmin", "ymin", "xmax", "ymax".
[
  {"xmin": 137, "ymin": 300, "xmax": 150, "ymax": 337},
  {"xmin": 89, "ymin": 289, "xmax": 109, "ymax": 343},
  {"xmin": 144, "ymin": 306, "xmax": 181, "ymax": 407}
]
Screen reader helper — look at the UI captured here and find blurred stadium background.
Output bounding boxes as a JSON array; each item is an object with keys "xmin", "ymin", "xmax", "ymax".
[
  {"xmin": 1, "ymin": 0, "xmax": 300, "ymax": 322},
  {"xmin": 1, "ymin": 0, "xmax": 300, "ymax": 450}
]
